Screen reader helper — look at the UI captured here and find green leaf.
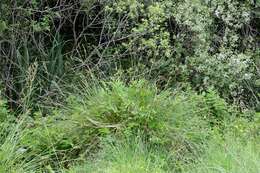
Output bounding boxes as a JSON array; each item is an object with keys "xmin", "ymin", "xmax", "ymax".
[
  {"xmin": 255, "ymin": 79, "xmax": 260, "ymax": 87},
  {"xmin": 0, "ymin": 20, "xmax": 7, "ymax": 34}
]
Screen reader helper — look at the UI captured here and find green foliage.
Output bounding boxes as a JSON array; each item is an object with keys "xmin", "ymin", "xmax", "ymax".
[
  {"xmin": 19, "ymin": 80, "xmax": 174, "ymax": 167},
  {"xmin": 0, "ymin": 94, "xmax": 9, "ymax": 122},
  {"xmin": 0, "ymin": 126, "xmax": 30, "ymax": 173},
  {"xmin": 0, "ymin": 80, "xmax": 259, "ymax": 172},
  {"xmin": 0, "ymin": 0, "xmax": 259, "ymax": 172},
  {"xmin": 20, "ymin": 79, "xmax": 237, "ymax": 170},
  {"xmin": 20, "ymin": 112, "xmax": 79, "ymax": 170},
  {"xmin": 5, "ymin": 35, "xmax": 66, "ymax": 112},
  {"xmin": 69, "ymin": 80, "xmax": 174, "ymax": 143},
  {"xmin": 184, "ymin": 135, "xmax": 260, "ymax": 173},
  {"xmin": 228, "ymin": 112, "xmax": 260, "ymax": 140},
  {"xmin": 0, "ymin": 20, "xmax": 7, "ymax": 36},
  {"xmin": 103, "ymin": 0, "xmax": 259, "ymax": 107},
  {"xmin": 0, "ymin": 115, "xmax": 41, "ymax": 173},
  {"xmin": 12, "ymin": 81, "xmax": 173, "ymax": 168},
  {"xmin": 202, "ymin": 89, "xmax": 232, "ymax": 127},
  {"xmin": 0, "ymin": 90, "xmax": 16, "ymax": 139},
  {"xmin": 65, "ymin": 80, "xmax": 223, "ymax": 148},
  {"xmin": 67, "ymin": 137, "xmax": 166, "ymax": 173},
  {"xmin": 1, "ymin": 0, "xmax": 259, "ymax": 110}
]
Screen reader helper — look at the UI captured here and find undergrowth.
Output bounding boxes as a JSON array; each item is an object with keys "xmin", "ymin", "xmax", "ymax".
[
  {"xmin": 0, "ymin": 1, "xmax": 259, "ymax": 172},
  {"xmin": 1, "ymin": 79, "xmax": 259, "ymax": 172}
]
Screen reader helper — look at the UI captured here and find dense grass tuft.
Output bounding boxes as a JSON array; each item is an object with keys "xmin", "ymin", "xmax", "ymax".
[{"xmin": 184, "ymin": 135, "xmax": 260, "ymax": 173}]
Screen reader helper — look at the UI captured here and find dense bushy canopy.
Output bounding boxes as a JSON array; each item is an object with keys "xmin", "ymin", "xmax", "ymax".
[{"xmin": 0, "ymin": 0, "xmax": 259, "ymax": 111}]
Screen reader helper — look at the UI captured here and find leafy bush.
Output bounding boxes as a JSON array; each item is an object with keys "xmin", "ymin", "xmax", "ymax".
[
  {"xmin": 1, "ymin": 0, "xmax": 259, "ymax": 112},
  {"xmin": 103, "ymin": 0, "xmax": 259, "ymax": 107}
]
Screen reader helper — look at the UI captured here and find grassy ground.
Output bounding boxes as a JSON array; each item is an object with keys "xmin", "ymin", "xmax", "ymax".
[
  {"xmin": 67, "ymin": 135, "xmax": 260, "ymax": 173},
  {"xmin": 184, "ymin": 136, "xmax": 260, "ymax": 173}
]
